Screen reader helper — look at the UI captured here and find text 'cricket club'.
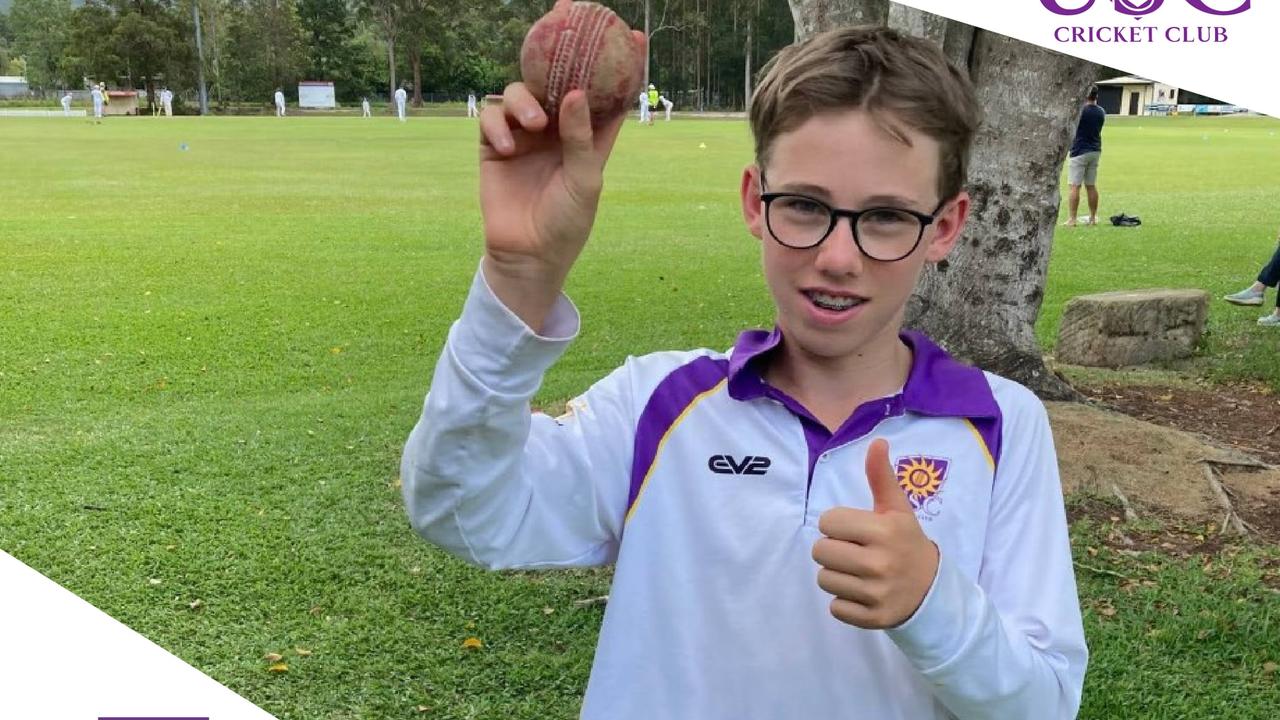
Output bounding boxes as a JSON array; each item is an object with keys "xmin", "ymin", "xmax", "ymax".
[{"xmin": 1040, "ymin": 0, "xmax": 1250, "ymax": 45}]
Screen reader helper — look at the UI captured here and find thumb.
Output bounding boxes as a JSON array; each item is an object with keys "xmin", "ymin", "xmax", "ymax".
[{"xmin": 865, "ymin": 438, "xmax": 913, "ymax": 514}]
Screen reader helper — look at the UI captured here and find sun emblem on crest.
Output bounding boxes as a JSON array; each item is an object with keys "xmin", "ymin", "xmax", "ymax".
[{"xmin": 896, "ymin": 457, "xmax": 945, "ymax": 502}]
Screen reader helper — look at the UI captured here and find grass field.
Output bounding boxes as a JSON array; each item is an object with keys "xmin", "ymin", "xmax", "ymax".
[{"xmin": 2, "ymin": 113, "xmax": 1279, "ymax": 718}]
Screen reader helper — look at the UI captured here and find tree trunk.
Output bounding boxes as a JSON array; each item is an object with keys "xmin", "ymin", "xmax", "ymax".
[
  {"xmin": 644, "ymin": 0, "xmax": 651, "ymax": 89},
  {"xmin": 906, "ymin": 31, "xmax": 1095, "ymax": 400},
  {"xmin": 411, "ymin": 48, "xmax": 422, "ymax": 106},
  {"xmin": 789, "ymin": 0, "xmax": 887, "ymax": 40},
  {"xmin": 387, "ymin": 38, "xmax": 396, "ymax": 102},
  {"xmin": 786, "ymin": 0, "xmax": 1098, "ymax": 400},
  {"xmin": 886, "ymin": 3, "xmax": 946, "ymax": 45},
  {"xmin": 744, "ymin": 16, "xmax": 752, "ymax": 111}
]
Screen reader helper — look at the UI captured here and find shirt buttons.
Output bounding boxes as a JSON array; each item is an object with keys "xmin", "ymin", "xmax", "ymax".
[{"xmin": 818, "ymin": 453, "xmax": 830, "ymax": 463}]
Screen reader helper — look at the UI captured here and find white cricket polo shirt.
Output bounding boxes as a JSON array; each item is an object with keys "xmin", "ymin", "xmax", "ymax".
[{"xmin": 402, "ymin": 269, "xmax": 1087, "ymax": 720}]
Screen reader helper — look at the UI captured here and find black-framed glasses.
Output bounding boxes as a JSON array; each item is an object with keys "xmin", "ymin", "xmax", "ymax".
[{"xmin": 760, "ymin": 177, "xmax": 947, "ymax": 262}]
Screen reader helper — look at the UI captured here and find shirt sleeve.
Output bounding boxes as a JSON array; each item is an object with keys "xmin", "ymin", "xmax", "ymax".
[
  {"xmin": 886, "ymin": 385, "xmax": 1088, "ymax": 719},
  {"xmin": 400, "ymin": 266, "xmax": 639, "ymax": 570}
]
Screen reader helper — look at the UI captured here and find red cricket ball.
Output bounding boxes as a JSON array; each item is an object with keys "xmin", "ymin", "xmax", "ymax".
[{"xmin": 520, "ymin": 0, "xmax": 645, "ymax": 127}]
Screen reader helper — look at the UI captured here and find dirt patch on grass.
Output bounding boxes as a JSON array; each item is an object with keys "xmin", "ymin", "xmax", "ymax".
[
  {"xmin": 1078, "ymin": 382, "xmax": 1280, "ymax": 465},
  {"xmin": 1048, "ymin": 399, "xmax": 1280, "ymax": 545}
]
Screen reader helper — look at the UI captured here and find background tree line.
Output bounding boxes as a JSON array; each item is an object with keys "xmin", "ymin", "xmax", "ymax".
[{"xmin": 0, "ymin": 0, "xmax": 795, "ymax": 110}]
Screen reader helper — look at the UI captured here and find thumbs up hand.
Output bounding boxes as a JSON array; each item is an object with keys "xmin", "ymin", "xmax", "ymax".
[{"xmin": 812, "ymin": 438, "xmax": 940, "ymax": 630}]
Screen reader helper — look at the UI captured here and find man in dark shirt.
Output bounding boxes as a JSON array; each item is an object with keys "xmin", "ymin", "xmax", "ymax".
[{"xmin": 1064, "ymin": 86, "xmax": 1105, "ymax": 227}]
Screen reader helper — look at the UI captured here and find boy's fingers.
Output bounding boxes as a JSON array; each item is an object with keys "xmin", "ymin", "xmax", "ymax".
[
  {"xmin": 559, "ymin": 91, "xmax": 602, "ymax": 191},
  {"xmin": 502, "ymin": 82, "xmax": 548, "ymax": 131},
  {"xmin": 816, "ymin": 568, "xmax": 876, "ymax": 607},
  {"xmin": 811, "ymin": 537, "xmax": 878, "ymax": 577},
  {"xmin": 479, "ymin": 104, "xmax": 515, "ymax": 155},
  {"xmin": 817, "ymin": 507, "xmax": 881, "ymax": 545}
]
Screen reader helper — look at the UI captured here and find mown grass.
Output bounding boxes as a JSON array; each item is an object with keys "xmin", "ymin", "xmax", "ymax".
[{"xmin": 2, "ymin": 113, "xmax": 1278, "ymax": 718}]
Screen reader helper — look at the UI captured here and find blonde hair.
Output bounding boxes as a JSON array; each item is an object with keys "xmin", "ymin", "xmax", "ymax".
[{"xmin": 749, "ymin": 26, "xmax": 981, "ymax": 202}]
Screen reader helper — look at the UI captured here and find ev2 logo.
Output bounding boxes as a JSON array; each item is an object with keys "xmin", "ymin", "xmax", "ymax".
[
  {"xmin": 707, "ymin": 454, "xmax": 772, "ymax": 476},
  {"xmin": 1040, "ymin": 0, "xmax": 1250, "ymax": 16}
]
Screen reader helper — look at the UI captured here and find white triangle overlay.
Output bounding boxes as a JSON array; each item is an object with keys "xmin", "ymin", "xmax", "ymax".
[
  {"xmin": 892, "ymin": 0, "xmax": 1279, "ymax": 118},
  {"xmin": 0, "ymin": 551, "xmax": 277, "ymax": 719}
]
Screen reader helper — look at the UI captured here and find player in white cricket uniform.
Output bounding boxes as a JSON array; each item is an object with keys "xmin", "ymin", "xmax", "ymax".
[
  {"xmin": 274, "ymin": 88, "xmax": 286, "ymax": 117},
  {"xmin": 467, "ymin": 93, "xmax": 479, "ymax": 118},
  {"xmin": 659, "ymin": 94, "xmax": 673, "ymax": 121},
  {"xmin": 638, "ymin": 91, "xmax": 650, "ymax": 123},
  {"xmin": 90, "ymin": 85, "xmax": 104, "ymax": 121},
  {"xmin": 362, "ymin": 97, "xmax": 371, "ymax": 117},
  {"xmin": 61, "ymin": 93, "xmax": 73, "ymax": 116},
  {"xmin": 162, "ymin": 88, "xmax": 173, "ymax": 117},
  {"xmin": 395, "ymin": 86, "xmax": 408, "ymax": 122}
]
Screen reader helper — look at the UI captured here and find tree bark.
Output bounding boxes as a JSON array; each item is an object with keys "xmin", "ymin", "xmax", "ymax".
[
  {"xmin": 886, "ymin": 4, "xmax": 946, "ymax": 45},
  {"xmin": 386, "ymin": 40, "xmax": 396, "ymax": 102},
  {"xmin": 788, "ymin": 0, "xmax": 887, "ymax": 40},
  {"xmin": 786, "ymin": 0, "xmax": 1098, "ymax": 400},
  {"xmin": 744, "ymin": 16, "xmax": 752, "ymax": 110},
  {"xmin": 904, "ymin": 29, "xmax": 1095, "ymax": 400},
  {"xmin": 411, "ymin": 47, "xmax": 422, "ymax": 106}
]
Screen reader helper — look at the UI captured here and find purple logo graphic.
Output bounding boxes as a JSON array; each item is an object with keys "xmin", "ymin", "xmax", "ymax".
[
  {"xmin": 894, "ymin": 455, "xmax": 950, "ymax": 513},
  {"xmin": 1041, "ymin": 0, "xmax": 1249, "ymax": 15},
  {"xmin": 1115, "ymin": 0, "xmax": 1163, "ymax": 16}
]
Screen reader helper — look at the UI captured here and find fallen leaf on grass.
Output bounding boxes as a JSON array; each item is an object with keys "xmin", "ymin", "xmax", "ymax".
[
  {"xmin": 267, "ymin": 662, "xmax": 289, "ymax": 673},
  {"xmin": 294, "ymin": 647, "xmax": 312, "ymax": 657},
  {"xmin": 264, "ymin": 652, "xmax": 284, "ymax": 663},
  {"xmin": 462, "ymin": 637, "xmax": 483, "ymax": 650},
  {"xmin": 1264, "ymin": 662, "xmax": 1278, "ymax": 675},
  {"xmin": 188, "ymin": 599, "xmax": 203, "ymax": 610},
  {"xmin": 415, "ymin": 706, "xmax": 431, "ymax": 713},
  {"xmin": 148, "ymin": 578, "xmax": 162, "ymax": 586}
]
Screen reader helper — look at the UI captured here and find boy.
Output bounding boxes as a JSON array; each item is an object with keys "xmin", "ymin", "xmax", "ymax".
[{"xmin": 401, "ymin": 26, "xmax": 1087, "ymax": 719}]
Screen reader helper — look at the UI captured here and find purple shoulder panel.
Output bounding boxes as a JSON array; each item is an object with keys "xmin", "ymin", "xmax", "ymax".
[{"xmin": 627, "ymin": 356, "xmax": 730, "ymax": 513}]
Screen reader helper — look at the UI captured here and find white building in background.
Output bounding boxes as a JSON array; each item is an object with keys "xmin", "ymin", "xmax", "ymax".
[
  {"xmin": 1095, "ymin": 76, "xmax": 1180, "ymax": 116},
  {"xmin": 0, "ymin": 76, "xmax": 31, "ymax": 98}
]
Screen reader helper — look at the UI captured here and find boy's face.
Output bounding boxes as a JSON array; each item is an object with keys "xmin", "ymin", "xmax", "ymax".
[{"xmin": 740, "ymin": 109, "xmax": 969, "ymax": 364}]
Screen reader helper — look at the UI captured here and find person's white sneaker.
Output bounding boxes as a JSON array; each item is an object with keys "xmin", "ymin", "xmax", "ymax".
[{"xmin": 1224, "ymin": 287, "xmax": 1265, "ymax": 306}]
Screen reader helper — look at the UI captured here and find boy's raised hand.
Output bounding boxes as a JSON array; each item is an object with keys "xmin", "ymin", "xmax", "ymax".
[
  {"xmin": 477, "ymin": 67, "xmax": 638, "ymax": 332},
  {"xmin": 812, "ymin": 438, "xmax": 940, "ymax": 630}
]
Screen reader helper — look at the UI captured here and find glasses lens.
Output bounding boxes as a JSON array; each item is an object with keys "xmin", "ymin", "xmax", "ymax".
[
  {"xmin": 856, "ymin": 208, "xmax": 924, "ymax": 260},
  {"xmin": 766, "ymin": 195, "xmax": 831, "ymax": 248}
]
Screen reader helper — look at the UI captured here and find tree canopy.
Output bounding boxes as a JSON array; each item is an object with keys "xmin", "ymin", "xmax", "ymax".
[{"xmin": 1, "ymin": 0, "xmax": 795, "ymax": 109}]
